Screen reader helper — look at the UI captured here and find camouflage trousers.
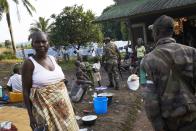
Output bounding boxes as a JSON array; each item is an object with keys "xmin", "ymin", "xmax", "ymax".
[
  {"xmin": 164, "ymin": 112, "xmax": 196, "ymax": 131},
  {"xmin": 105, "ymin": 62, "xmax": 120, "ymax": 88}
]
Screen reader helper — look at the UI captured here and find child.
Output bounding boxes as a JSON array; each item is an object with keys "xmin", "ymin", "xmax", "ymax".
[
  {"xmin": 7, "ymin": 64, "xmax": 22, "ymax": 92},
  {"xmin": 92, "ymin": 57, "xmax": 102, "ymax": 87}
]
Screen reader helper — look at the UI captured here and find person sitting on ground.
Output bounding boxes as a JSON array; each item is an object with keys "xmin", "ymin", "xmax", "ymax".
[
  {"xmin": 7, "ymin": 64, "xmax": 22, "ymax": 92},
  {"xmin": 80, "ymin": 56, "xmax": 94, "ymax": 85},
  {"xmin": 70, "ymin": 61, "xmax": 93, "ymax": 102},
  {"xmin": 75, "ymin": 60, "xmax": 89, "ymax": 80},
  {"xmin": 92, "ymin": 57, "xmax": 102, "ymax": 87}
]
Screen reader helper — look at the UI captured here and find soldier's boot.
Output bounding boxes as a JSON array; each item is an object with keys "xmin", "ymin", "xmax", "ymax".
[
  {"xmin": 98, "ymin": 81, "xmax": 101, "ymax": 87},
  {"xmin": 107, "ymin": 81, "xmax": 114, "ymax": 88},
  {"xmin": 115, "ymin": 81, "xmax": 120, "ymax": 90}
]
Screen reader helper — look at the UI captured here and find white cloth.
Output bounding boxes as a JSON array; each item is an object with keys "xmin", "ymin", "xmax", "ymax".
[
  {"xmin": 93, "ymin": 62, "xmax": 101, "ymax": 70},
  {"xmin": 7, "ymin": 74, "xmax": 22, "ymax": 92},
  {"xmin": 128, "ymin": 47, "xmax": 133, "ymax": 54},
  {"xmin": 93, "ymin": 62, "xmax": 101, "ymax": 81},
  {"xmin": 29, "ymin": 55, "xmax": 65, "ymax": 87},
  {"xmin": 94, "ymin": 72, "xmax": 101, "ymax": 81}
]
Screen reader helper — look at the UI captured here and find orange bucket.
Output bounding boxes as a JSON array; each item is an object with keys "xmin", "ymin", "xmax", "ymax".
[{"xmin": 9, "ymin": 92, "xmax": 23, "ymax": 103}]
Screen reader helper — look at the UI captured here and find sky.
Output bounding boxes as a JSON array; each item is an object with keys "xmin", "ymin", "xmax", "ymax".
[{"xmin": 0, "ymin": 0, "xmax": 114, "ymax": 44}]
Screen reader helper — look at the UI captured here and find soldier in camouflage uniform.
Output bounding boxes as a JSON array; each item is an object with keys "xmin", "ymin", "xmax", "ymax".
[
  {"xmin": 140, "ymin": 15, "xmax": 196, "ymax": 131},
  {"xmin": 102, "ymin": 37, "xmax": 121, "ymax": 90}
]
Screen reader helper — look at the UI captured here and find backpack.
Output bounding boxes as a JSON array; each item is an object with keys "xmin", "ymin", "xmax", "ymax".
[{"xmin": 153, "ymin": 48, "xmax": 196, "ymax": 119}]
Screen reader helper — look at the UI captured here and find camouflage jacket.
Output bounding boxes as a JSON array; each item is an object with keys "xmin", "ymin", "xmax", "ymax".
[
  {"xmin": 102, "ymin": 42, "xmax": 120, "ymax": 64},
  {"xmin": 141, "ymin": 37, "xmax": 196, "ymax": 130}
]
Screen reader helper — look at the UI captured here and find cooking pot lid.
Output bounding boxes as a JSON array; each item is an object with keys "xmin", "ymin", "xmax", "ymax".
[{"xmin": 98, "ymin": 92, "xmax": 114, "ymax": 97}]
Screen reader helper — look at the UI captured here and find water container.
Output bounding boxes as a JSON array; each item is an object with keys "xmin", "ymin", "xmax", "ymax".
[
  {"xmin": 93, "ymin": 97, "xmax": 108, "ymax": 114},
  {"xmin": 0, "ymin": 85, "xmax": 2, "ymax": 98},
  {"xmin": 9, "ymin": 92, "xmax": 23, "ymax": 103},
  {"xmin": 2, "ymin": 94, "xmax": 9, "ymax": 101},
  {"xmin": 127, "ymin": 75, "xmax": 139, "ymax": 91}
]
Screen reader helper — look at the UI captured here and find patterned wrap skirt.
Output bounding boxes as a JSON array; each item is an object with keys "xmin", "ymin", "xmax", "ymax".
[{"xmin": 30, "ymin": 81, "xmax": 79, "ymax": 131}]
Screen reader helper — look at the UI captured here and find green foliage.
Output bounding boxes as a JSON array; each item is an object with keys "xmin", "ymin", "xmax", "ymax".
[
  {"xmin": 120, "ymin": 20, "xmax": 128, "ymax": 40},
  {"xmin": 101, "ymin": 20, "xmax": 122, "ymax": 40},
  {"xmin": 0, "ymin": 51, "xmax": 17, "ymax": 60},
  {"xmin": 102, "ymin": 4, "xmax": 116, "ymax": 14},
  {"xmin": 100, "ymin": 5, "xmax": 129, "ymax": 40},
  {"xmin": 0, "ymin": 42, "xmax": 4, "ymax": 47},
  {"xmin": 0, "ymin": 0, "xmax": 36, "ymax": 16},
  {"xmin": 58, "ymin": 59, "xmax": 76, "ymax": 71},
  {"xmin": 4, "ymin": 40, "xmax": 11, "ymax": 48},
  {"xmin": 0, "ymin": 6, "xmax": 3, "ymax": 20},
  {"xmin": 50, "ymin": 5, "xmax": 103, "ymax": 48},
  {"xmin": 0, "ymin": 0, "xmax": 36, "ymax": 54},
  {"xmin": 87, "ymin": 56, "xmax": 102, "ymax": 64},
  {"xmin": 29, "ymin": 17, "xmax": 53, "ymax": 33},
  {"xmin": 26, "ymin": 43, "xmax": 32, "ymax": 49}
]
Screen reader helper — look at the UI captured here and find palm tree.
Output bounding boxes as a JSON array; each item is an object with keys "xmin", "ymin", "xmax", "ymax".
[
  {"xmin": 0, "ymin": 6, "xmax": 3, "ymax": 20},
  {"xmin": 30, "ymin": 17, "xmax": 53, "ymax": 33},
  {"xmin": 0, "ymin": 0, "xmax": 35, "ymax": 54}
]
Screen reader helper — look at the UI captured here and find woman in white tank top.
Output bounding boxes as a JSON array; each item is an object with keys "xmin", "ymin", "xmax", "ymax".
[
  {"xmin": 29, "ymin": 55, "xmax": 65, "ymax": 87},
  {"xmin": 22, "ymin": 31, "xmax": 79, "ymax": 131}
]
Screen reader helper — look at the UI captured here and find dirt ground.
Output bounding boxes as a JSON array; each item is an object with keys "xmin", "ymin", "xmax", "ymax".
[
  {"xmin": 132, "ymin": 107, "xmax": 154, "ymax": 131},
  {"xmin": 0, "ymin": 106, "xmax": 31, "ymax": 131},
  {"xmin": 0, "ymin": 62, "xmax": 154, "ymax": 131}
]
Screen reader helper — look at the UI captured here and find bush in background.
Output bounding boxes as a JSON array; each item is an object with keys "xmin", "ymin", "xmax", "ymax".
[
  {"xmin": 0, "ymin": 51, "xmax": 17, "ymax": 60},
  {"xmin": 58, "ymin": 59, "xmax": 76, "ymax": 71}
]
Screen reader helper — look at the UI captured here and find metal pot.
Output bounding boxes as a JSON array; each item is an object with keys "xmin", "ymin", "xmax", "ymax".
[
  {"xmin": 82, "ymin": 115, "xmax": 97, "ymax": 126},
  {"xmin": 98, "ymin": 93, "xmax": 114, "ymax": 105}
]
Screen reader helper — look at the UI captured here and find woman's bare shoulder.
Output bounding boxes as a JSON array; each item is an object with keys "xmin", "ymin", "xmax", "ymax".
[{"xmin": 22, "ymin": 59, "xmax": 34, "ymax": 71}]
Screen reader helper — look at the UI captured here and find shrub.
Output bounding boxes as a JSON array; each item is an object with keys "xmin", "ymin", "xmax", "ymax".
[
  {"xmin": 0, "ymin": 51, "xmax": 17, "ymax": 60},
  {"xmin": 88, "ymin": 56, "xmax": 102, "ymax": 63},
  {"xmin": 58, "ymin": 59, "xmax": 76, "ymax": 71}
]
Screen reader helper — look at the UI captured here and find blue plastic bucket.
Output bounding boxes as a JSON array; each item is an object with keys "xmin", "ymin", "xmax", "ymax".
[{"xmin": 93, "ymin": 97, "xmax": 108, "ymax": 114}]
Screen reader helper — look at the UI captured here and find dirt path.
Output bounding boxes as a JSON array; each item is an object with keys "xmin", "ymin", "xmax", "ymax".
[
  {"xmin": 132, "ymin": 104, "xmax": 154, "ymax": 131},
  {"xmin": 131, "ymin": 87, "xmax": 154, "ymax": 131}
]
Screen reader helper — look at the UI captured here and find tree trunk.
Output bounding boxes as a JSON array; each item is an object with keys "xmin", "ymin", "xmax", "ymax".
[{"xmin": 6, "ymin": 11, "xmax": 16, "ymax": 54}]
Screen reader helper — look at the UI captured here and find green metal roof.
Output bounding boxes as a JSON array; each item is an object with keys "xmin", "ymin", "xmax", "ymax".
[
  {"xmin": 96, "ymin": 0, "xmax": 196, "ymax": 22},
  {"xmin": 132, "ymin": 0, "xmax": 196, "ymax": 16},
  {"xmin": 96, "ymin": 0, "xmax": 146, "ymax": 21}
]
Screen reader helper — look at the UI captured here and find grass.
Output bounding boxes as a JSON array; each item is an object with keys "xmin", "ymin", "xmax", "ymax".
[
  {"xmin": 0, "ymin": 48, "xmax": 12, "ymax": 54},
  {"xmin": 58, "ymin": 59, "xmax": 76, "ymax": 71},
  {"xmin": 0, "ymin": 59, "xmax": 23, "ymax": 64},
  {"xmin": 58, "ymin": 56, "xmax": 101, "ymax": 71},
  {"xmin": 0, "ymin": 47, "xmax": 23, "ymax": 62}
]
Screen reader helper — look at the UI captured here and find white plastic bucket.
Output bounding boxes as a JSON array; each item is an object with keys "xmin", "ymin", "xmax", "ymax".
[{"xmin": 127, "ymin": 75, "xmax": 139, "ymax": 91}]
